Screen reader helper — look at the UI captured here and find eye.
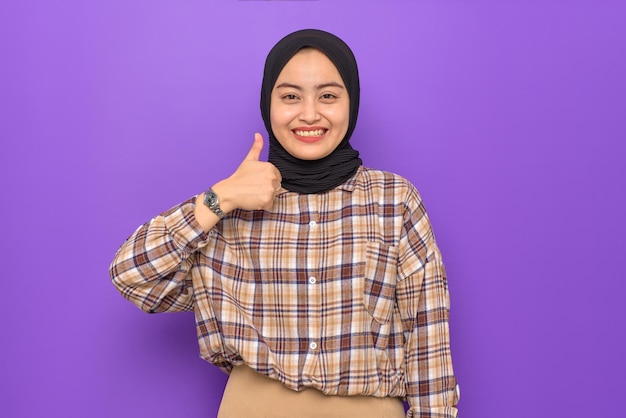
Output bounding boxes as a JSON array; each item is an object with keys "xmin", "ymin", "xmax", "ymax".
[
  {"xmin": 320, "ymin": 93, "xmax": 338, "ymax": 102},
  {"xmin": 282, "ymin": 94, "xmax": 299, "ymax": 101}
]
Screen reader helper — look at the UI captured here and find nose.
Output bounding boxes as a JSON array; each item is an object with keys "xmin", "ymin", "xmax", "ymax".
[{"xmin": 298, "ymin": 98, "xmax": 321, "ymax": 124}]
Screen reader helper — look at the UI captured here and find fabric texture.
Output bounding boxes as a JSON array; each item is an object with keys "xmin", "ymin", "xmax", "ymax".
[
  {"xmin": 261, "ymin": 28, "xmax": 362, "ymax": 194},
  {"xmin": 110, "ymin": 166, "xmax": 459, "ymax": 418}
]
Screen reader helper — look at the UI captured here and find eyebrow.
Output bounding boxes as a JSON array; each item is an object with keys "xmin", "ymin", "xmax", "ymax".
[{"xmin": 274, "ymin": 82, "xmax": 345, "ymax": 90}]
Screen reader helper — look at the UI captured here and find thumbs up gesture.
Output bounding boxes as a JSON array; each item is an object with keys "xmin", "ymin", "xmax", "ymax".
[{"xmin": 211, "ymin": 133, "xmax": 282, "ymax": 213}]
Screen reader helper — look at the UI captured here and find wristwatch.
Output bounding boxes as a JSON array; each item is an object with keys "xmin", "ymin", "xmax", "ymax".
[{"xmin": 203, "ymin": 188, "xmax": 225, "ymax": 219}]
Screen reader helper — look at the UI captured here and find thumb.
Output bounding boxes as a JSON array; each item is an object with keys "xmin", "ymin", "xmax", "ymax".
[{"xmin": 244, "ymin": 133, "xmax": 264, "ymax": 162}]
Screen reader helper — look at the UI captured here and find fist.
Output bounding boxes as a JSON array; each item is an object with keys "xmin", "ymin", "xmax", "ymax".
[{"xmin": 213, "ymin": 133, "xmax": 282, "ymax": 212}]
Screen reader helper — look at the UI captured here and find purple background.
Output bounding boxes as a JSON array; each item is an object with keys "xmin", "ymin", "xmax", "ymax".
[{"xmin": 2, "ymin": 1, "xmax": 625, "ymax": 417}]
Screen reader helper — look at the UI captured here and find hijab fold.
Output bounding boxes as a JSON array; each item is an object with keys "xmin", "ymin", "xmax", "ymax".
[{"xmin": 260, "ymin": 29, "xmax": 362, "ymax": 194}]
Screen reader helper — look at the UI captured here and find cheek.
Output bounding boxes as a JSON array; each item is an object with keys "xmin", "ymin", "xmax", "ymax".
[
  {"xmin": 332, "ymin": 107, "xmax": 350, "ymax": 132},
  {"xmin": 269, "ymin": 101, "xmax": 278, "ymax": 124},
  {"xmin": 269, "ymin": 110, "xmax": 284, "ymax": 137},
  {"xmin": 270, "ymin": 103, "xmax": 293, "ymax": 130},
  {"xmin": 270, "ymin": 106, "xmax": 296, "ymax": 146}
]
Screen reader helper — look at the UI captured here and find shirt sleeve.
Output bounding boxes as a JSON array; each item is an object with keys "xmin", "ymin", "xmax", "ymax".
[
  {"xmin": 109, "ymin": 196, "xmax": 209, "ymax": 313},
  {"xmin": 396, "ymin": 187, "xmax": 459, "ymax": 418}
]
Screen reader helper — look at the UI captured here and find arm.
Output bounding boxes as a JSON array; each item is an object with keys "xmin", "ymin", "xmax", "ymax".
[
  {"xmin": 109, "ymin": 197, "xmax": 207, "ymax": 313},
  {"xmin": 396, "ymin": 189, "xmax": 459, "ymax": 418},
  {"xmin": 109, "ymin": 133, "xmax": 282, "ymax": 313}
]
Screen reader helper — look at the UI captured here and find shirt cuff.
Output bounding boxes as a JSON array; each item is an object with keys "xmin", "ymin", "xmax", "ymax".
[
  {"xmin": 406, "ymin": 406, "xmax": 459, "ymax": 418},
  {"xmin": 406, "ymin": 384, "xmax": 460, "ymax": 418},
  {"xmin": 163, "ymin": 196, "xmax": 211, "ymax": 253}
]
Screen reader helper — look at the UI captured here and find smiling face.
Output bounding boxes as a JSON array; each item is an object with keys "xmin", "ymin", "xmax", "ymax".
[{"xmin": 270, "ymin": 48, "xmax": 350, "ymax": 161}]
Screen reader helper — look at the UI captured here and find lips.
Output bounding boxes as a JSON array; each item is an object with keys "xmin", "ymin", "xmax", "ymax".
[
  {"xmin": 292, "ymin": 127, "xmax": 328, "ymax": 144},
  {"xmin": 293, "ymin": 128, "xmax": 327, "ymax": 137}
]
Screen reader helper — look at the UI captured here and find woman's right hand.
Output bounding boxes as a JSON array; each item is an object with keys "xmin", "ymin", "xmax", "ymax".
[{"xmin": 194, "ymin": 133, "xmax": 282, "ymax": 230}]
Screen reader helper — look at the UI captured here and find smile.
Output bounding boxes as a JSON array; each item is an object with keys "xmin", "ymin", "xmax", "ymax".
[{"xmin": 293, "ymin": 129, "xmax": 327, "ymax": 137}]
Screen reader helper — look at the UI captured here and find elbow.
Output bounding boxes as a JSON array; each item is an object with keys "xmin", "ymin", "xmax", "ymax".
[
  {"xmin": 109, "ymin": 260, "xmax": 130, "ymax": 297},
  {"xmin": 108, "ymin": 262, "xmax": 155, "ymax": 313}
]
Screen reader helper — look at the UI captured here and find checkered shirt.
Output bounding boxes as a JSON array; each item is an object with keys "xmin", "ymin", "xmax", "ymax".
[{"xmin": 110, "ymin": 166, "xmax": 459, "ymax": 417}]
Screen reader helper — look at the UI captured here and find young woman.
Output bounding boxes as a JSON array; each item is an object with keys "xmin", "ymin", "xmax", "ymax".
[{"xmin": 110, "ymin": 29, "xmax": 459, "ymax": 418}]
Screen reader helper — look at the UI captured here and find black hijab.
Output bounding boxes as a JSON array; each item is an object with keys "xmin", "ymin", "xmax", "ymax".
[{"xmin": 260, "ymin": 29, "xmax": 362, "ymax": 194}]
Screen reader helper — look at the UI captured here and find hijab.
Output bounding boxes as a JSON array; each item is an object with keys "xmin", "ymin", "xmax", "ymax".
[{"xmin": 260, "ymin": 29, "xmax": 362, "ymax": 194}]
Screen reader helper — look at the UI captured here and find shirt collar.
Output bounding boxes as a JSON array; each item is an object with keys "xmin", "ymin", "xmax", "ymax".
[{"xmin": 335, "ymin": 165, "xmax": 363, "ymax": 192}]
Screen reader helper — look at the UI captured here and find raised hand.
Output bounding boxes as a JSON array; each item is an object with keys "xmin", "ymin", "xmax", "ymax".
[{"xmin": 212, "ymin": 133, "xmax": 282, "ymax": 213}]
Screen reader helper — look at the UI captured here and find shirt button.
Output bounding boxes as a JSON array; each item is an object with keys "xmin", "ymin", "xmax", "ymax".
[
  {"xmin": 309, "ymin": 342, "xmax": 318, "ymax": 350},
  {"xmin": 309, "ymin": 221, "xmax": 317, "ymax": 227},
  {"xmin": 308, "ymin": 276, "xmax": 317, "ymax": 284}
]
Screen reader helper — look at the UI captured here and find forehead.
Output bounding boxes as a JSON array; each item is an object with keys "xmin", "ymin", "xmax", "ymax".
[{"xmin": 275, "ymin": 48, "xmax": 342, "ymax": 83}]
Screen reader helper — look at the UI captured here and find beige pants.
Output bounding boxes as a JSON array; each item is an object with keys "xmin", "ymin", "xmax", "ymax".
[{"xmin": 218, "ymin": 365, "xmax": 405, "ymax": 418}]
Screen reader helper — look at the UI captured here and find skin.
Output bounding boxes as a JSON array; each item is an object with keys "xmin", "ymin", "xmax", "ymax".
[
  {"xmin": 270, "ymin": 47, "xmax": 350, "ymax": 161},
  {"xmin": 194, "ymin": 47, "xmax": 349, "ymax": 231},
  {"xmin": 193, "ymin": 133, "xmax": 280, "ymax": 231}
]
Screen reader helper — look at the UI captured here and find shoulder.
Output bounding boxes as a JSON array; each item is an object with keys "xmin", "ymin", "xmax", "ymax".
[
  {"xmin": 358, "ymin": 166, "xmax": 412, "ymax": 185},
  {"xmin": 353, "ymin": 166, "xmax": 422, "ymax": 204}
]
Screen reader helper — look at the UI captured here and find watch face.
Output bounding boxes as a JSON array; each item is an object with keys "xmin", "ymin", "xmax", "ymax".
[
  {"xmin": 207, "ymin": 192, "xmax": 218, "ymax": 207},
  {"xmin": 204, "ymin": 190, "xmax": 223, "ymax": 217}
]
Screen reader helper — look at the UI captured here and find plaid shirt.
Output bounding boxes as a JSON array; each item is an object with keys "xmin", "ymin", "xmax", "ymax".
[{"xmin": 110, "ymin": 166, "xmax": 459, "ymax": 417}]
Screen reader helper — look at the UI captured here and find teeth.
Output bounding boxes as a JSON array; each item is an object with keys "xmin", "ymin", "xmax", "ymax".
[{"xmin": 294, "ymin": 129, "xmax": 325, "ymax": 137}]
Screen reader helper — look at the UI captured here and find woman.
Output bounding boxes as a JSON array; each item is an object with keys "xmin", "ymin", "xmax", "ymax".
[{"xmin": 110, "ymin": 29, "xmax": 459, "ymax": 417}]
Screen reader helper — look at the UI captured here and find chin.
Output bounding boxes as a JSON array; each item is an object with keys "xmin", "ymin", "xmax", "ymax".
[{"xmin": 291, "ymin": 149, "xmax": 332, "ymax": 161}]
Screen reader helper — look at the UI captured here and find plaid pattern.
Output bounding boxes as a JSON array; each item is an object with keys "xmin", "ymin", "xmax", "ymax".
[{"xmin": 110, "ymin": 166, "xmax": 459, "ymax": 417}]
